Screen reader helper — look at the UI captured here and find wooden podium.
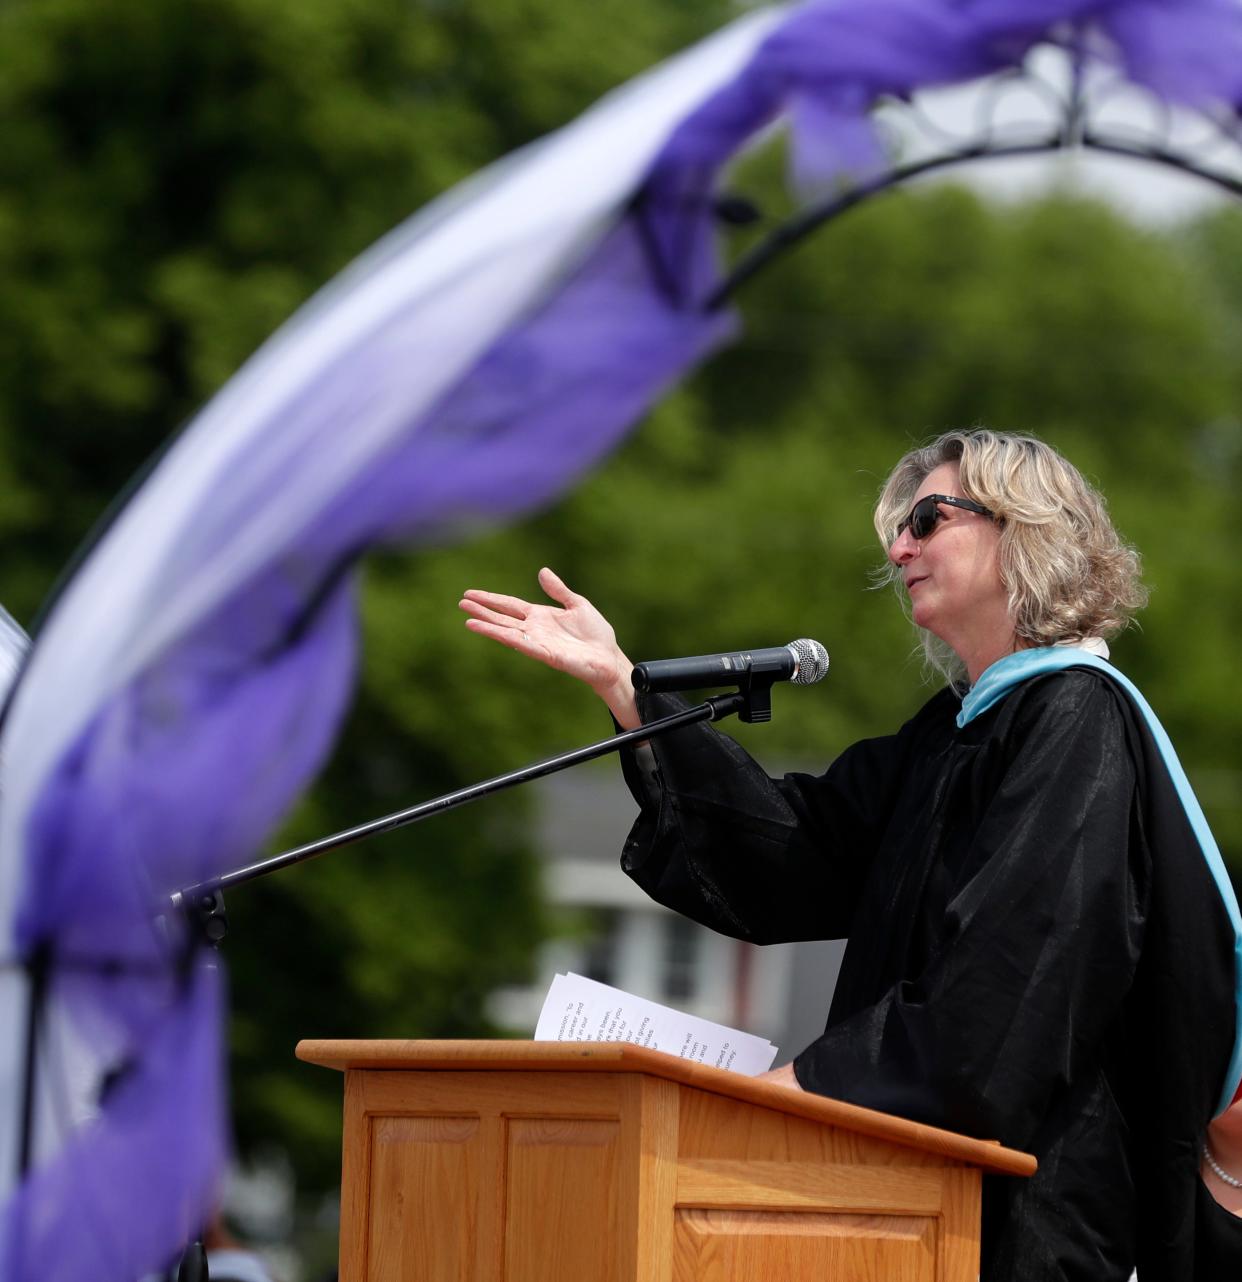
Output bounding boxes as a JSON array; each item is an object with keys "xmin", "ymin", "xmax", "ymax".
[{"xmin": 296, "ymin": 1039, "xmax": 1035, "ymax": 1282}]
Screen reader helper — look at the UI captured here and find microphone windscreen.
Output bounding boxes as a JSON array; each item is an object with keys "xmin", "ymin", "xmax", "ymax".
[{"xmin": 789, "ymin": 638, "xmax": 829, "ymax": 685}]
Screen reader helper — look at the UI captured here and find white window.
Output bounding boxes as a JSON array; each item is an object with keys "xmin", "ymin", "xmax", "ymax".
[{"xmin": 661, "ymin": 914, "xmax": 699, "ymax": 1003}]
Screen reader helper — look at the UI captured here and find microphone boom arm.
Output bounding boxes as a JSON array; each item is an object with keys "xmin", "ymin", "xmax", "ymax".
[{"xmin": 171, "ymin": 691, "xmax": 750, "ymax": 918}]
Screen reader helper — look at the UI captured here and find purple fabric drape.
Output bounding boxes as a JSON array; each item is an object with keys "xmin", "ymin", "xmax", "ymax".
[
  {"xmin": 4, "ymin": 965, "xmax": 225, "ymax": 1279},
  {"xmin": 2, "ymin": 214, "xmax": 733, "ymax": 1282},
  {"xmin": 640, "ymin": 0, "xmax": 1242, "ymax": 303}
]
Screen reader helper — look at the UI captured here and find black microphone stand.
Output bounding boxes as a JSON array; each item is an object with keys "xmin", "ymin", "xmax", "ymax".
[
  {"xmin": 165, "ymin": 684, "xmax": 765, "ymax": 1281},
  {"xmin": 172, "ymin": 688, "xmax": 752, "ymax": 930}
]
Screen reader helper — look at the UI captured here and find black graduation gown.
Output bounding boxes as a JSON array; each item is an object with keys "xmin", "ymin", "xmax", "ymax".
[
  {"xmin": 1195, "ymin": 1179, "xmax": 1242, "ymax": 1279},
  {"xmin": 1194, "ymin": 1179, "xmax": 1240, "ymax": 1282},
  {"xmin": 618, "ymin": 667, "xmax": 1237, "ymax": 1282}
]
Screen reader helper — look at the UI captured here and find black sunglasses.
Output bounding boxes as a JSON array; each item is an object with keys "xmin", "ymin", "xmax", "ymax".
[{"xmin": 895, "ymin": 494, "xmax": 993, "ymax": 541}]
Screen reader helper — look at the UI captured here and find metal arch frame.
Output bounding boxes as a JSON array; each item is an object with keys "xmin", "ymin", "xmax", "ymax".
[{"xmin": 708, "ymin": 44, "xmax": 1242, "ymax": 309}]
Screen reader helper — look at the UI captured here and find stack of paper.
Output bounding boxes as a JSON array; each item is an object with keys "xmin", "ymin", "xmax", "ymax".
[{"xmin": 534, "ymin": 972, "xmax": 778, "ymax": 1075}]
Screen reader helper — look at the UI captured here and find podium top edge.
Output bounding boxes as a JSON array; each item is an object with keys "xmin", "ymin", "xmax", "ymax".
[{"xmin": 294, "ymin": 1038, "xmax": 1035, "ymax": 1177}]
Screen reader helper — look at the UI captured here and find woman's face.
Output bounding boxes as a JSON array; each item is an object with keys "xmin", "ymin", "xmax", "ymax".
[{"xmin": 887, "ymin": 461, "xmax": 1012, "ymax": 680}]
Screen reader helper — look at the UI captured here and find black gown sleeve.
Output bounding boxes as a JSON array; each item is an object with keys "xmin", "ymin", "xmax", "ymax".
[
  {"xmin": 792, "ymin": 672, "xmax": 1148, "ymax": 1150},
  {"xmin": 617, "ymin": 689, "xmax": 919, "ymax": 945}
]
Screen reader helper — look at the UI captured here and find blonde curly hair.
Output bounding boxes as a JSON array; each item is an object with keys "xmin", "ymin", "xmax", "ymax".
[{"xmin": 873, "ymin": 430, "xmax": 1148, "ymax": 683}]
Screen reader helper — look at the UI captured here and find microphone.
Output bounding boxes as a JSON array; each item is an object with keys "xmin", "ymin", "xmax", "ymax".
[{"xmin": 631, "ymin": 639, "xmax": 829, "ymax": 695}]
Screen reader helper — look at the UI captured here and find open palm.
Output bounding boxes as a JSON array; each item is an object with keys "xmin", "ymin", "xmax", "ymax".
[{"xmin": 459, "ymin": 567, "xmax": 639, "ymax": 727}]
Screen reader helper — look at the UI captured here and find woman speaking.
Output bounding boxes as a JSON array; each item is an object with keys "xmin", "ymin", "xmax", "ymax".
[{"xmin": 460, "ymin": 429, "xmax": 1241, "ymax": 1281}]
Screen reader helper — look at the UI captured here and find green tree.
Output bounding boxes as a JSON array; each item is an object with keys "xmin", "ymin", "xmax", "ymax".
[{"xmin": 0, "ymin": 0, "xmax": 734, "ymax": 1198}]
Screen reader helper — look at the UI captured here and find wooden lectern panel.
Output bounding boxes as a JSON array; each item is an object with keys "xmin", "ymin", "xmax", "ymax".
[
  {"xmin": 366, "ymin": 1115, "xmax": 483, "ymax": 1282},
  {"xmin": 339, "ymin": 1069, "xmax": 675, "ymax": 1282},
  {"xmin": 505, "ymin": 1118, "xmax": 619, "ymax": 1282},
  {"xmin": 673, "ymin": 1086, "xmax": 980, "ymax": 1282},
  {"xmin": 674, "ymin": 1209, "xmax": 937, "ymax": 1282}
]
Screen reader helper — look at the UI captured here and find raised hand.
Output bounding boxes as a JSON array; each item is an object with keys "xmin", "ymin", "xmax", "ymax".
[{"xmin": 459, "ymin": 567, "xmax": 640, "ymax": 729}]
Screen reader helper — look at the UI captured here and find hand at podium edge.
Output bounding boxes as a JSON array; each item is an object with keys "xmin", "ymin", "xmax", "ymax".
[{"xmin": 754, "ymin": 1061, "xmax": 803, "ymax": 1091}]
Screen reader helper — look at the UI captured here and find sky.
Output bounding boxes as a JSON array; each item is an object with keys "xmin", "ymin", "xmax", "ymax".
[{"xmin": 883, "ymin": 46, "xmax": 1242, "ymax": 224}]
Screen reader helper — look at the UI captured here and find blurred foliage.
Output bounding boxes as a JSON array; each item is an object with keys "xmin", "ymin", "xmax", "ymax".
[
  {"xmin": 0, "ymin": 0, "xmax": 733, "ymax": 1197},
  {"xmin": 3, "ymin": 0, "xmax": 1242, "ymax": 1226}
]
